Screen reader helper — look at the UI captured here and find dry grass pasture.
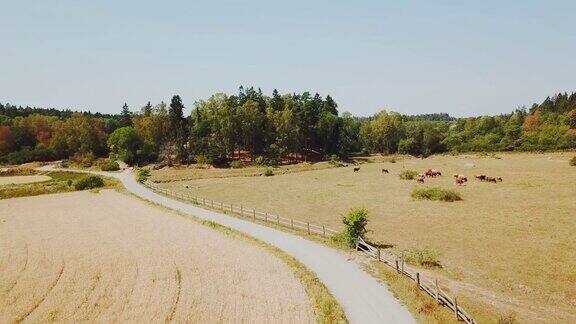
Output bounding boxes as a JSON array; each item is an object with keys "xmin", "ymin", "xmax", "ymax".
[
  {"xmin": 155, "ymin": 152, "xmax": 576, "ymax": 322},
  {"xmin": 0, "ymin": 175, "xmax": 51, "ymax": 185},
  {"xmin": 0, "ymin": 190, "xmax": 314, "ymax": 323}
]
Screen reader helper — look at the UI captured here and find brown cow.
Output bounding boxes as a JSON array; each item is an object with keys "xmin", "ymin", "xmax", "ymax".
[
  {"xmin": 475, "ymin": 175, "xmax": 486, "ymax": 181},
  {"xmin": 485, "ymin": 176, "xmax": 497, "ymax": 183},
  {"xmin": 353, "ymin": 167, "xmax": 360, "ymax": 172},
  {"xmin": 382, "ymin": 168, "xmax": 389, "ymax": 173},
  {"xmin": 453, "ymin": 174, "xmax": 468, "ymax": 182},
  {"xmin": 425, "ymin": 169, "xmax": 442, "ymax": 177},
  {"xmin": 454, "ymin": 177, "xmax": 466, "ymax": 186}
]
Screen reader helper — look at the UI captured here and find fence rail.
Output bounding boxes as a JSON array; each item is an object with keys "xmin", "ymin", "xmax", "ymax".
[{"xmin": 144, "ymin": 180, "xmax": 475, "ymax": 324}]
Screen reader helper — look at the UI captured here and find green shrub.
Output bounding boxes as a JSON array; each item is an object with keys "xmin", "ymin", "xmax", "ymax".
[
  {"xmin": 74, "ymin": 175, "xmax": 104, "ymax": 190},
  {"xmin": 264, "ymin": 168, "xmax": 274, "ymax": 176},
  {"xmin": 333, "ymin": 208, "xmax": 369, "ymax": 248},
  {"xmin": 70, "ymin": 152, "xmax": 95, "ymax": 168},
  {"xmin": 253, "ymin": 155, "xmax": 266, "ymax": 166},
  {"xmin": 67, "ymin": 179, "xmax": 73, "ymax": 187},
  {"xmin": 403, "ymin": 247, "xmax": 442, "ymax": 268},
  {"xmin": 399, "ymin": 169, "xmax": 418, "ymax": 180},
  {"xmin": 411, "ymin": 187, "xmax": 462, "ymax": 202},
  {"xmin": 99, "ymin": 159, "xmax": 120, "ymax": 171},
  {"xmin": 137, "ymin": 169, "xmax": 150, "ymax": 183},
  {"xmin": 229, "ymin": 160, "xmax": 243, "ymax": 169},
  {"xmin": 570, "ymin": 156, "xmax": 576, "ymax": 166},
  {"xmin": 194, "ymin": 154, "xmax": 213, "ymax": 166}
]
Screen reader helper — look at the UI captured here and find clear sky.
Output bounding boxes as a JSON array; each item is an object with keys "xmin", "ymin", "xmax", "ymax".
[{"xmin": 1, "ymin": 1, "xmax": 575, "ymax": 117}]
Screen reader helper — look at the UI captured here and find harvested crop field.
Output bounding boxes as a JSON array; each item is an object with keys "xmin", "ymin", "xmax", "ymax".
[
  {"xmin": 0, "ymin": 175, "xmax": 51, "ymax": 185},
  {"xmin": 0, "ymin": 190, "xmax": 313, "ymax": 323},
  {"xmin": 155, "ymin": 152, "xmax": 576, "ymax": 322}
]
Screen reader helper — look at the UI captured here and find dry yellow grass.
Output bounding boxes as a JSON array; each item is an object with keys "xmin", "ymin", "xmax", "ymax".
[
  {"xmin": 155, "ymin": 152, "xmax": 576, "ymax": 323},
  {"xmin": 0, "ymin": 190, "xmax": 314, "ymax": 323},
  {"xmin": 0, "ymin": 175, "xmax": 51, "ymax": 185},
  {"xmin": 149, "ymin": 161, "xmax": 337, "ymax": 182}
]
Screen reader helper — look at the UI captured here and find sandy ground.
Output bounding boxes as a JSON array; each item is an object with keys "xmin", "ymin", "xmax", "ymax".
[
  {"xmin": 0, "ymin": 175, "xmax": 51, "ymax": 185},
  {"xmin": 0, "ymin": 190, "xmax": 313, "ymax": 323}
]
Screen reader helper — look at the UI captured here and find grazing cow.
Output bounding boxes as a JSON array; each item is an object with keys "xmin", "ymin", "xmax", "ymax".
[
  {"xmin": 475, "ymin": 175, "xmax": 486, "ymax": 181},
  {"xmin": 485, "ymin": 176, "xmax": 497, "ymax": 183},
  {"xmin": 185, "ymin": 185, "xmax": 189, "ymax": 189},
  {"xmin": 353, "ymin": 167, "xmax": 360, "ymax": 172},
  {"xmin": 425, "ymin": 169, "xmax": 442, "ymax": 177},
  {"xmin": 453, "ymin": 174, "xmax": 468, "ymax": 182},
  {"xmin": 454, "ymin": 177, "xmax": 466, "ymax": 186},
  {"xmin": 382, "ymin": 168, "xmax": 389, "ymax": 173},
  {"xmin": 416, "ymin": 174, "xmax": 426, "ymax": 183},
  {"xmin": 497, "ymin": 177, "xmax": 503, "ymax": 182}
]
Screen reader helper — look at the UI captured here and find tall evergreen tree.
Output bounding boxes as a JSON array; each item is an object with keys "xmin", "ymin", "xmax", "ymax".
[{"xmin": 120, "ymin": 103, "xmax": 132, "ymax": 127}]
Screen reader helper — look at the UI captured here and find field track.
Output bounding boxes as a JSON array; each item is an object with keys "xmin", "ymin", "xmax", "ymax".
[
  {"xmin": 0, "ymin": 190, "xmax": 315, "ymax": 323},
  {"xmin": 38, "ymin": 166, "xmax": 414, "ymax": 323}
]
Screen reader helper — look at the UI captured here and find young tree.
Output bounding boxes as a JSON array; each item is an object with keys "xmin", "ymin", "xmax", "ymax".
[{"xmin": 120, "ymin": 103, "xmax": 132, "ymax": 127}]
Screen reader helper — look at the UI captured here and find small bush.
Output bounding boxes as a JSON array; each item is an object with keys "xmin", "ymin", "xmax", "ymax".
[
  {"xmin": 253, "ymin": 155, "xmax": 266, "ymax": 166},
  {"xmin": 70, "ymin": 152, "xmax": 95, "ymax": 168},
  {"xmin": 399, "ymin": 169, "xmax": 418, "ymax": 180},
  {"xmin": 66, "ymin": 179, "xmax": 73, "ymax": 187},
  {"xmin": 99, "ymin": 159, "xmax": 120, "ymax": 171},
  {"xmin": 74, "ymin": 175, "xmax": 104, "ymax": 190},
  {"xmin": 570, "ymin": 156, "xmax": 576, "ymax": 166},
  {"xmin": 229, "ymin": 160, "xmax": 243, "ymax": 169},
  {"xmin": 333, "ymin": 208, "xmax": 369, "ymax": 248},
  {"xmin": 194, "ymin": 154, "xmax": 213, "ymax": 166},
  {"xmin": 264, "ymin": 168, "xmax": 274, "ymax": 176},
  {"xmin": 137, "ymin": 169, "xmax": 150, "ymax": 183},
  {"xmin": 403, "ymin": 247, "xmax": 442, "ymax": 268},
  {"xmin": 411, "ymin": 187, "xmax": 462, "ymax": 202}
]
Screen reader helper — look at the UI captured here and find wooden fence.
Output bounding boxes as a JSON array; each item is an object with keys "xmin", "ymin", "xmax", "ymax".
[
  {"xmin": 144, "ymin": 181, "xmax": 476, "ymax": 324},
  {"xmin": 144, "ymin": 181, "xmax": 339, "ymax": 237}
]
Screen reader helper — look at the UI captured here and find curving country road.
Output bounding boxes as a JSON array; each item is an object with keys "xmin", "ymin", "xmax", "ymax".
[{"xmin": 41, "ymin": 166, "xmax": 414, "ymax": 324}]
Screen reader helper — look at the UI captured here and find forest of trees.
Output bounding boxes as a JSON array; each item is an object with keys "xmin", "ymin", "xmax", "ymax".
[{"xmin": 1, "ymin": 87, "xmax": 575, "ymax": 166}]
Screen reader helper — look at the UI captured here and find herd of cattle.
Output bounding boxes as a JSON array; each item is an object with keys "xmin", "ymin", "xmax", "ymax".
[{"xmin": 352, "ymin": 166, "xmax": 502, "ymax": 186}]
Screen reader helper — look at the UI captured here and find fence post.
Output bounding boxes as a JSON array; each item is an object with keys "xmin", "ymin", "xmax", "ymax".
[
  {"xmin": 253, "ymin": 209, "xmax": 256, "ymax": 219},
  {"xmin": 211, "ymin": 200, "xmax": 214, "ymax": 208},
  {"xmin": 203, "ymin": 197, "xmax": 206, "ymax": 205},
  {"xmin": 454, "ymin": 296, "xmax": 458, "ymax": 320},
  {"xmin": 265, "ymin": 212, "xmax": 268, "ymax": 222},
  {"xmin": 395, "ymin": 257, "xmax": 399, "ymax": 273},
  {"xmin": 276, "ymin": 215, "xmax": 279, "ymax": 225},
  {"xmin": 220, "ymin": 202, "xmax": 223, "ymax": 210},
  {"xmin": 401, "ymin": 252, "xmax": 405, "ymax": 273},
  {"xmin": 377, "ymin": 248, "xmax": 381, "ymax": 261},
  {"xmin": 291, "ymin": 219, "xmax": 294, "ymax": 229},
  {"xmin": 416, "ymin": 272, "xmax": 420, "ymax": 287},
  {"xmin": 307, "ymin": 222, "xmax": 310, "ymax": 235},
  {"xmin": 435, "ymin": 279, "xmax": 440, "ymax": 304},
  {"xmin": 241, "ymin": 205, "xmax": 243, "ymax": 215},
  {"xmin": 230, "ymin": 204, "xmax": 233, "ymax": 212},
  {"xmin": 323, "ymin": 226, "xmax": 326, "ymax": 236}
]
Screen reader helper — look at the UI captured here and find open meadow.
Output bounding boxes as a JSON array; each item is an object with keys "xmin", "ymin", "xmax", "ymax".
[
  {"xmin": 154, "ymin": 152, "xmax": 576, "ymax": 322},
  {"xmin": 0, "ymin": 190, "xmax": 314, "ymax": 323}
]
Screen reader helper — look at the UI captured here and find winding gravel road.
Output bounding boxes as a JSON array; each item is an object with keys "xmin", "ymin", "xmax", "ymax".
[{"xmin": 41, "ymin": 166, "xmax": 414, "ymax": 323}]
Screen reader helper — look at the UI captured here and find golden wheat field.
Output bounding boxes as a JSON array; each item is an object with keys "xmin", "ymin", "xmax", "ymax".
[
  {"xmin": 155, "ymin": 152, "xmax": 576, "ymax": 323},
  {"xmin": 0, "ymin": 190, "xmax": 314, "ymax": 323}
]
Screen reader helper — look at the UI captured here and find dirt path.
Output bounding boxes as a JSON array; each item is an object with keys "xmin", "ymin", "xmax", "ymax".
[
  {"xmin": 44, "ymin": 166, "xmax": 414, "ymax": 323},
  {"xmin": 0, "ymin": 190, "xmax": 314, "ymax": 323}
]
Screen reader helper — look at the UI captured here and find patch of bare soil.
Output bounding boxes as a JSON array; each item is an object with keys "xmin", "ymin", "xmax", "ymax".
[
  {"xmin": 0, "ymin": 190, "xmax": 313, "ymax": 323},
  {"xmin": 0, "ymin": 175, "xmax": 51, "ymax": 186}
]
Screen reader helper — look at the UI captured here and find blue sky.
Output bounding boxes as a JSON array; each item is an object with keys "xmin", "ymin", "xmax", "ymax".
[{"xmin": 1, "ymin": 1, "xmax": 575, "ymax": 117}]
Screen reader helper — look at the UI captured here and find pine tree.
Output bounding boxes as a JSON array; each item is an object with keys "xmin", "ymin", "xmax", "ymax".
[{"xmin": 120, "ymin": 103, "xmax": 132, "ymax": 127}]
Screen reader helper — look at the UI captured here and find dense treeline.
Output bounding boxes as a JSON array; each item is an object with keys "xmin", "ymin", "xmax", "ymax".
[{"xmin": 1, "ymin": 88, "xmax": 575, "ymax": 165}]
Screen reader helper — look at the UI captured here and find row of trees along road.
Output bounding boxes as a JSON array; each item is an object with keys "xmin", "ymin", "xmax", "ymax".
[{"xmin": 1, "ymin": 87, "xmax": 575, "ymax": 165}]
